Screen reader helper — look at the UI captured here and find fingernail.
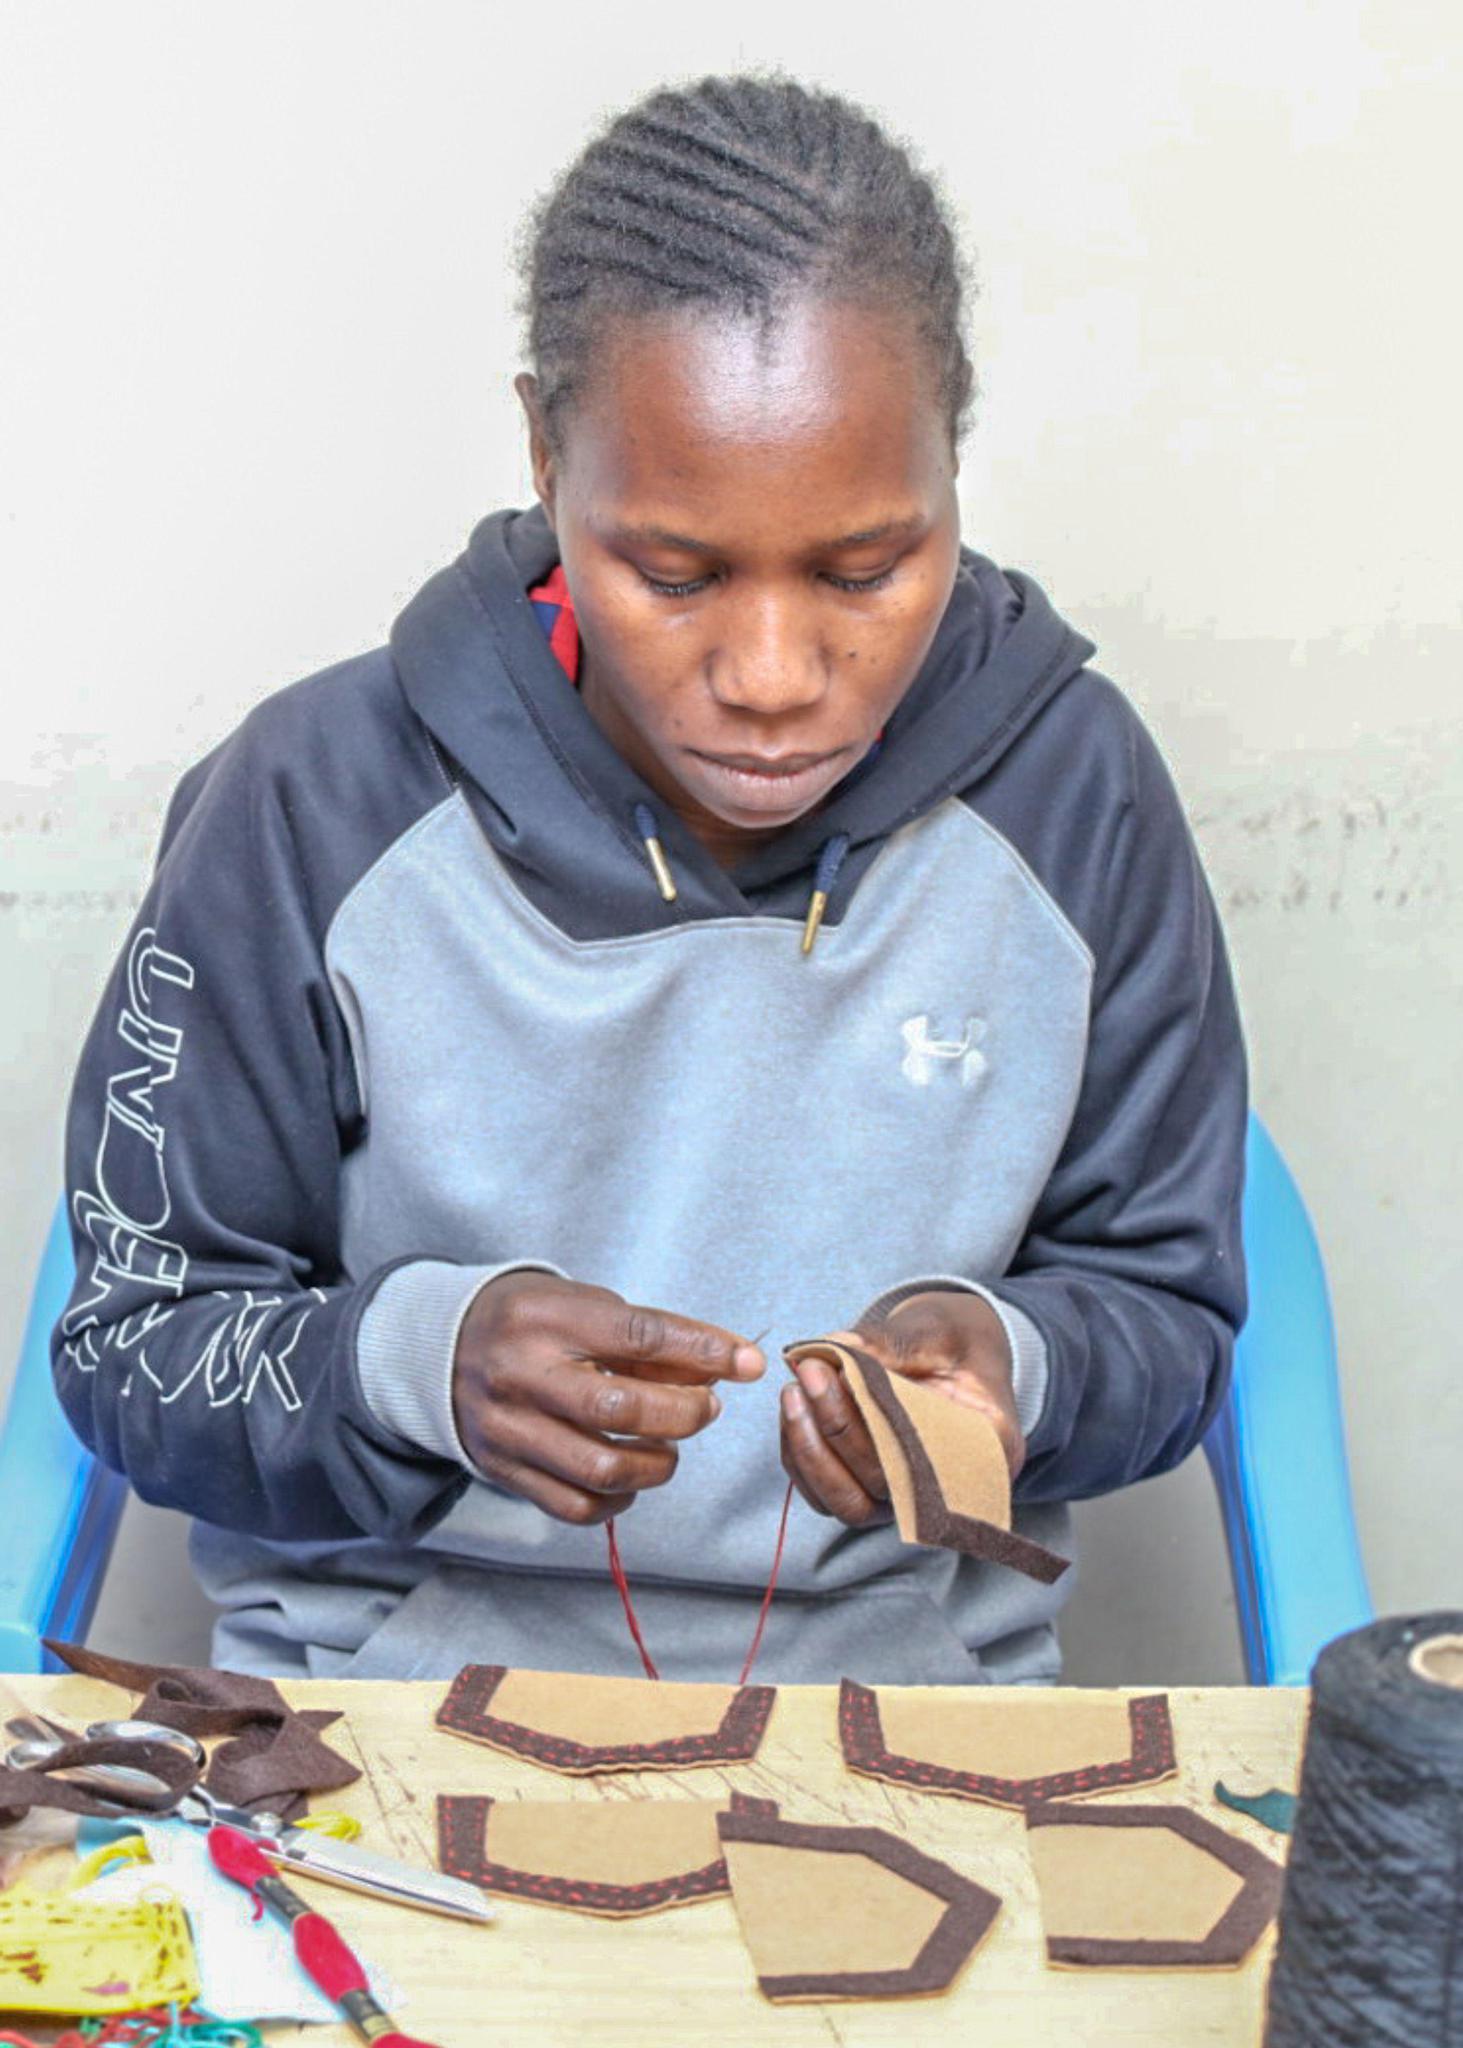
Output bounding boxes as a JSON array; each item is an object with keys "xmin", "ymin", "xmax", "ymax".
[
  {"xmin": 799, "ymin": 1360, "xmax": 829, "ymax": 1398},
  {"xmin": 708, "ymin": 1392, "xmax": 723, "ymax": 1420},
  {"xmin": 733, "ymin": 1343, "xmax": 766, "ymax": 1379},
  {"xmin": 783, "ymin": 1385, "xmax": 806, "ymax": 1419}
]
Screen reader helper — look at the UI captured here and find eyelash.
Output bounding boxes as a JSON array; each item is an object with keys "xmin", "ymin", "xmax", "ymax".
[{"xmin": 640, "ymin": 569, "xmax": 897, "ymax": 599}]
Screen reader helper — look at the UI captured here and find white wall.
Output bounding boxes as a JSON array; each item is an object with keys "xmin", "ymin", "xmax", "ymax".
[{"xmin": 2, "ymin": 0, "xmax": 1458, "ymax": 1679}]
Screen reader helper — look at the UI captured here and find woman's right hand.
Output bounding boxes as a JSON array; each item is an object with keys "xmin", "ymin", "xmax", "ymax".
[{"xmin": 451, "ymin": 1272, "xmax": 765, "ymax": 1525}]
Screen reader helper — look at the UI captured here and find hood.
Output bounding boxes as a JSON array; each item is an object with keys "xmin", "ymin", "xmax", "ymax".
[{"xmin": 390, "ymin": 504, "xmax": 1095, "ymax": 938}]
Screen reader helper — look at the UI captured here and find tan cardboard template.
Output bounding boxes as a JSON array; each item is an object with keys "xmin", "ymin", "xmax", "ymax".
[{"xmin": 437, "ymin": 1795, "xmax": 732, "ymax": 1916}]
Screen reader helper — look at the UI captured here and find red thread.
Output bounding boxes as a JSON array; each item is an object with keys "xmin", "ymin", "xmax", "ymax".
[
  {"xmin": 293, "ymin": 1910, "xmax": 370, "ymax": 2001},
  {"xmin": 739, "ymin": 1479, "xmax": 795, "ymax": 1685},
  {"xmin": 604, "ymin": 1480, "xmax": 796, "ymax": 1686},
  {"xmin": 605, "ymin": 1515, "xmax": 660, "ymax": 1680}
]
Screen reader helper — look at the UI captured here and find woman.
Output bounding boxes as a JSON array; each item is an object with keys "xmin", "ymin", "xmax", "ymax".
[{"xmin": 53, "ymin": 75, "xmax": 1246, "ymax": 1684}]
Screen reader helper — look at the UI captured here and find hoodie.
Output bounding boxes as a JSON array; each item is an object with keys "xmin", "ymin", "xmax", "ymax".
[{"xmin": 52, "ymin": 504, "xmax": 1247, "ymax": 1684}]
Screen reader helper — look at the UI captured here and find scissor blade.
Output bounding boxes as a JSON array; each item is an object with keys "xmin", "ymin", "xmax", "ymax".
[{"xmin": 265, "ymin": 1827, "xmax": 493, "ymax": 1923}]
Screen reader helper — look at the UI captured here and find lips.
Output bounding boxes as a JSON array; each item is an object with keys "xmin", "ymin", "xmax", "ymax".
[{"xmin": 695, "ymin": 750, "xmax": 842, "ymax": 776}]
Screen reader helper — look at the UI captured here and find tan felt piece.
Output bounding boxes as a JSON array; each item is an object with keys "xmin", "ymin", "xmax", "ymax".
[
  {"xmin": 435, "ymin": 1665, "xmax": 777, "ymax": 1775},
  {"xmin": 723, "ymin": 1842, "xmax": 948, "ymax": 1981},
  {"xmin": 484, "ymin": 1799, "xmax": 723, "ymax": 1886},
  {"xmin": 875, "ymin": 1368, "xmax": 1011, "ymax": 1527},
  {"xmin": 878, "ymin": 1690, "xmax": 1135, "ymax": 1780},
  {"xmin": 785, "ymin": 1340, "xmax": 1068, "ymax": 1584},
  {"xmin": 489, "ymin": 1671, "xmax": 739, "ymax": 1748},
  {"xmin": 717, "ymin": 1801, "xmax": 1002, "ymax": 2003},
  {"xmin": 1023, "ymin": 1804, "xmax": 1285, "ymax": 1971},
  {"xmin": 436, "ymin": 1794, "xmax": 733, "ymax": 1917},
  {"xmin": 1029, "ymin": 1824, "xmax": 1244, "ymax": 1945}
]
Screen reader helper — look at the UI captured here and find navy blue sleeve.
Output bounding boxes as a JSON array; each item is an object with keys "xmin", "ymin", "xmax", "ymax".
[
  {"xmin": 51, "ymin": 690, "xmax": 470, "ymax": 1542},
  {"xmin": 986, "ymin": 696, "xmax": 1249, "ymax": 1502}
]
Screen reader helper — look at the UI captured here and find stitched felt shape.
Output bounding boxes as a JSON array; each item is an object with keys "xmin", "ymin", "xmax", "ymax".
[
  {"xmin": 717, "ymin": 1799, "xmax": 1000, "ymax": 2002},
  {"xmin": 840, "ymin": 1680, "xmax": 1177, "ymax": 1809},
  {"xmin": 46, "ymin": 1640, "xmax": 360, "ymax": 1819},
  {"xmin": 1024, "ymin": 1801, "xmax": 1285, "ymax": 1969},
  {"xmin": 437, "ymin": 1795, "xmax": 744, "ymax": 1916},
  {"xmin": 435, "ymin": 1666, "xmax": 776, "ymax": 1775},
  {"xmin": 784, "ymin": 1340, "xmax": 1068, "ymax": 1584}
]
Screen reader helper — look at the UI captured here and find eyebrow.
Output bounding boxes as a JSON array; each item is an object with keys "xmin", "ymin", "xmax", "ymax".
[{"xmin": 610, "ymin": 515, "xmax": 927, "ymax": 553}]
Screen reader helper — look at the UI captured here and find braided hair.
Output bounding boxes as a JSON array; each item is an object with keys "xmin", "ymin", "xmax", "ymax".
[{"xmin": 521, "ymin": 74, "xmax": 975, "ymax": 451}]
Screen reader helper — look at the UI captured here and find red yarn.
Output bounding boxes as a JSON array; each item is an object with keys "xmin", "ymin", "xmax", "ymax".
[
  {"xmin": 604, "ymin": 1479, "xmax": 796, "ymax": 1685},
  {"xmin": 739, "ymin": 1479, "xmax": 795, "ymax": 1685},
  {"xmin": 292, "ymin": 1910, "xmax": 369, "ymax": 2001},
  {"xmin": 604, "ymin": 1515, "xmax": 660, "ymax": 1680},
  {"xmin": 206, "ymin": 1821, "xmax": 274, "ymax": 1916}
]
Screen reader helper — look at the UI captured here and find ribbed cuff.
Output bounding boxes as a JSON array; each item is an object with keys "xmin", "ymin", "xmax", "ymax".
[
  {"xmin": 855, "ymin": 1274, "xmax": 1051, "ymax": 1440},
  {"xmin": 356, "ymin": 1258, "xmax": 566, "ymax": 1465}
]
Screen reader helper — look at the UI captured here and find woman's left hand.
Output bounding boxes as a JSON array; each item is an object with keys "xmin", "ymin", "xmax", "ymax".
[{"xmin": 779, "ymin": 1290, "xmax": 1025, "ymax": 1528}]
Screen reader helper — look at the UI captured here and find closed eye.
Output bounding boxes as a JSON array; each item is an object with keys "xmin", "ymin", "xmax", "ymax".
[{"xmin": 639, "ymin": 567, "xmax": 898, "ymax": 599}]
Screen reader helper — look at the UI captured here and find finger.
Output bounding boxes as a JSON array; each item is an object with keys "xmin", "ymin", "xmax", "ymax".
[
  {"xmin": 565, "ymin": 1296, "xmax": 766, "ymax": 1385},
  {"xmin": 476, "ymin": 1401, "xmax": 679, "ymax": 1497},
  {"xmin": 779, "ymin": 1385, "xmax": 888, "ymax": 1527},
  {"xmin": 528, "ymin": 1358, "xmax": 724, "ymax": 1442},
  {"xmin": 789, "ymin": 1356, "xmax": 889, "ymax": 1501},
  {"xmin": 473, "ymin": 1447, "xmax": 635, "ymax": 1527}
]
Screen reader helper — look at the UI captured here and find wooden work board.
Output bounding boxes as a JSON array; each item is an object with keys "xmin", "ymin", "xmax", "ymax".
[{"xmin": 7, "ymin": 1675, "xmax": 1307, "ymax": 2047}]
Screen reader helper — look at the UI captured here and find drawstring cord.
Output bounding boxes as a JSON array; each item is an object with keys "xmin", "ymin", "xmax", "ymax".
[
  {"xmin": 630, "ymin": 804, "xmax": 850, "ymax": 957},
  {"xmin": 801, "ymin": 832, "xmax": 850, "ymax": 956},
  {"xmin": 633, "ymin": 802, "xmax": 678, "ymax": 903}
]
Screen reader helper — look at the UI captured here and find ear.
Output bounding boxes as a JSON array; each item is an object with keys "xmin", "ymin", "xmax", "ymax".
[{"xmin": 515, "ymin": 372, "xmax": 558, "ymax": 527}]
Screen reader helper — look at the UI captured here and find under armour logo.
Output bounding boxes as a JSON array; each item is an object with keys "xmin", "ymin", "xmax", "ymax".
[{"xmin": 900, "ymin": 1014, "xmax": 988, "ymax": 1088}]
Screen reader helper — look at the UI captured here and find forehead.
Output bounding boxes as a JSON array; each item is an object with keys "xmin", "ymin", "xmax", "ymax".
[{"xmin": 562, "ymin": 297, "xmax": 950, "ymax": 535}]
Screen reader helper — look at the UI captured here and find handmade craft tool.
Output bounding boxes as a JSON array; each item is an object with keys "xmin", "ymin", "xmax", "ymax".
[
  {"xmin": 207, "ymin": 1824, "xmax": 438, "ymax": 2048},
  {"xmin": 3, "ymin": 1719, "xmax": 490, "ymax": 1923}
]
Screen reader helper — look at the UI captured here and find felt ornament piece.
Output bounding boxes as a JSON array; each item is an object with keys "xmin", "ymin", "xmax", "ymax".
[
  {"xmin": 839, "ymin": 1679, "xmax": 1177, "ymax": 1810},
  {"xmin": 435, "ymin": 1665, "xmax": 776, "ymax": 1775},
  {"xmin": 784, "ymin": 1340, "xmax": 1068, "ymax": 1584},
  {"xmin": 437, "ymin": 1794, "xmax": 745, "ymax": 1916},
  {"xmin": 1024, "ymin": 1801, "xmax": 1285, "ymax": 1970},
  {"xmin": 45, "ymin": 1642, "xmax": 360, "ymax": 1820},
  {"xmin": 0, "ymin": 1883, "xmax": 199, "ymax": 2014},
  {"xmin": 1214, "ymin": 1780, "xmax": 1297, "ymax": 1835},
  {"xmin": 717, "ymin": 1799, "xmax": 1001, "ymax": 2003}
]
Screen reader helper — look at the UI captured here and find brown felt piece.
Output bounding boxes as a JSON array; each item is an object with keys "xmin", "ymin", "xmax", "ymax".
[
  {"xmin": 717, "ymin": 1801, "xmax": 1000, "ymax": 2002},
  {"xmin": 1024, "ymin": 1802, "xmax": 1285, "ymax": 1970},
  {"xmin": 45, "ymin": 1640, "xmax": 360, "ymax": 1819},
  {"xmin": 436, "ymin": 1665, "xmax": 776, "ymax": 1774},
  {"xmin": 840, "ymin": 1680, "xmax": 1177, "ymax": 1809},
  {"xmin": 437, "ymin": 1795, "xmax": 730, "ymax": 1916},
  {"xmin": 0, "ymin": 1734, "xmax": 202, "ymax": 1828},
  {"xmin": 784, "ymin": 1341, "xmax": 1068, "ymax": 1585}
]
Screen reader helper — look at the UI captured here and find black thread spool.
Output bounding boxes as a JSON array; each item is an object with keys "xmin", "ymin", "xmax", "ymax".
[{"xmin": 1265, "ymin": 1612, "xmax": 1463, "ymax": 2046}]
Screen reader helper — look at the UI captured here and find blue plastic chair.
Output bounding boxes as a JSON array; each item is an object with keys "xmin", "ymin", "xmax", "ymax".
[{"xmin": 0, "ymin": 1115, "xmax": 1371, "ymax": 1678}]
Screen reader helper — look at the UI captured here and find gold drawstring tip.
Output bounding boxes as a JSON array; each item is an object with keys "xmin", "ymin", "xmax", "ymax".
[
  {"xmin": 801, "ymin": 889, "xmax": 828, "ymax": 956},
  {"xmin": 644, "ymin": 834, "xmax": 678, "ymax": 903}
]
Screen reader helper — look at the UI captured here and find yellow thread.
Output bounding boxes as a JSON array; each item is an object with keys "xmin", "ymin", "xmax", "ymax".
[
  {"xmin": 294, "ymin": 1809, "xmax": 362, "ymax": 1842},
  {"xmin": 66, "ymin": 1835, "xmax": 152, "ymax": 1891}
]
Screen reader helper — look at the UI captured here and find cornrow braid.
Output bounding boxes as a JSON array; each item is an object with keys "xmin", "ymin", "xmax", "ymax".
[{"xmin": 521, "ymin": 74, "xmax": 975, "ymax": 449}]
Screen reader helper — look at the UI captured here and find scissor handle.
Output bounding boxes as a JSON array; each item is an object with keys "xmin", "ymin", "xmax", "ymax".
[{"xmin": 84, "ymin": 1718, "xmax": 207, "ymax": 1765}]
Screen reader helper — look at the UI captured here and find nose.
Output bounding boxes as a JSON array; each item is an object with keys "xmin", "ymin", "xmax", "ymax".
[{"xmin": 708, "ymin": 591, "xmax": 828, "ymax": 717}]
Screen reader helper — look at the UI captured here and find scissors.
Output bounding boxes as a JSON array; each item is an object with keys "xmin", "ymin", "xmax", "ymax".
[{"xmin": 4, "ymin": 1715, "xmax": 491, "ymax": 1923}]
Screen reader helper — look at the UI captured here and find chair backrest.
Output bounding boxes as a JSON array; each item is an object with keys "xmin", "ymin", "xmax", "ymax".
[
  {"xmin": 1, "ymin": 1115, "xmax": 1373, "ymax": 1678},
  {"xmin": 1202, "ymin": 1117, "xmax": 1372, "ymax": 1682},
  {"xmin": 0, "ymin": 1198, "xmax": 127, "ymax": 1671}
]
